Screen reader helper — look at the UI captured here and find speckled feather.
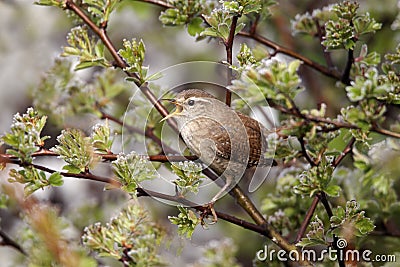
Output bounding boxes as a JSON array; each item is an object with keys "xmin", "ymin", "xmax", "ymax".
[{"xmin": 174, "ymin": 89, "xmax": 270, "ymax": 169}]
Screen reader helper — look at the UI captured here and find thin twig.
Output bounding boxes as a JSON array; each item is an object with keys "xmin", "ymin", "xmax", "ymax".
[
  {"xmin": 5, "ymin": 155, "xmax": 268, "ymax": 237},
  {"xmin": 314, "ymin": 19, "xmax": 335, "ymax": 70},
  {"xmin": 249, "ymin": 14, "xmax": 260, "ymax": 35},
  {"xmin": 61, "ymin": 3, "xmax": 313, "ymax": 264},
  {"xmin": 333, "ymin": 137, "xmax": 356, "ymax": 167},
  {"xmin": 268, "ymin": 99, "xmax": 400, "ymax": 139},
  {"xmin": 65, "ymin": 0, "xmax": 177, "ymax": 131},
  {"xmin": 65, "ymin": 1, "xmax": 125, "ymax": 70},
  {"xmin": 137, "ymin": 0, "xmax": 341, "ymax": 85},
  {"xmin": 148, "ymin": 155, "xmax": 198, "ymax": 162},
  {"xmin": 1, "ymin": 150, "xmax": 197, "ymax": 163},
  {"xmin": 299, "ymin": 136, "xmax": 317, "ymax": 167},
  {"xmin": 136, "ymin": 187, "xmax": 269, "ymax": 234},
  {"xmin": 238, "ymin": 31, "xmax": 342, "ymax": 80},
  {"xmin": 2, "ymin": 154, "xmax": 118, "ymax": 185},
  {"xmin": 2, "ymin": 154, "xmax": 268, "ymax": 237},
  {"xmin": 137, "ymin": 0, "xmax": 174, "ymax": 9},
  {"xmin": 295, "ymin": 195, "xmax": 320, "ymax": 243},
  {"xmin": 33, "ymin": 163, "xmax": 121, "ymax": 186},
  {"xmin": 372, "ymin": 125, "xmax": 400, "ymax": 139},
  {"xmin": 319, "ymin": 192, "xmax": 345, "ymax": 267},
  {"xmin": 341, "ymin": 49, "xmax": 354, "ymax": 85},
  {"xmin": 224, "ymin": 15, "xmax": 239, "ymax": 106},
  {"xmin": 0, "ymin": 230, "xmax": 27, "ymax": 256},
  {"xmin": 295, "ymin": 136, "xmax": 355, "ymax": 244},
  {"xmin": 100, "ymin": 110, "xmax": 177, "ymax": 154}
]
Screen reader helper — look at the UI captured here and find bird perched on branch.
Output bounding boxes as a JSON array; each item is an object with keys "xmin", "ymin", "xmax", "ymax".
[{"xmin": 162, "ymin": 89, "xmax": 274, "ymax": 206}]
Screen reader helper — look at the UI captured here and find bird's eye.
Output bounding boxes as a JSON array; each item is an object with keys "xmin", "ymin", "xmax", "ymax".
[{"xmin": 188, "ymin": 99, "xmax": 195, "ymax": 106}]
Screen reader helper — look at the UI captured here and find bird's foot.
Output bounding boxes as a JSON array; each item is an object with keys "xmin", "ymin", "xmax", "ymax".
[{"xmin": 200, "ymin": 201, "xmax": 218, "ymax": 225}]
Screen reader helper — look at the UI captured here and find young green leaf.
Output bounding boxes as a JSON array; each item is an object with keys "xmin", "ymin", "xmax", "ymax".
[
  {"xmin": 82, "ymin": 204, "xmax": 165, "ymax": 266},
  {"xmin": 168, "ymin": 206, "xmax": 199, "ymax": 239},
  {"xmin": 62, "ymin": 26, "xmax": 111, "ymax": 70},
  {"xmin": 1, "ymin": 108, "xmax": 49, "ymax": 164},
  {"xmin": 52, "ymin": 129, "xmax": 98, "ymax": 173},
  {"xmin": 330, "ymin": 200, "xmax": 375, "ymax": 237},
  {"xmin": 112, "ymin": 152, "xmax": 156, "ymax": 193}
]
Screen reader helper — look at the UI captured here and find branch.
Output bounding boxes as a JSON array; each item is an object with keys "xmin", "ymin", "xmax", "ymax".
[
  {"xmin": 268, "ymin": 100, "xmax": 355, "ymax": 128},
  {"xmin": 136, "ymin": 0, "xmax": 339, "ymax": 88},
  {"xmin": 2, "ymin": 154, "xmax": 312, "ymax": 265},
  {"xmin": 268, "ymin": 99, "xmax": 400, "ymax": 139},
  {"xmin": 2, "ymin": 155, "xmax": 268, "ymax": 236},
  {"xmin": 295, "ymin": 196, "xmax": 320, "ymax": 243},
  {"xmin": 100, "ymin": 110, "xmax": 176, "ymax": 154},
  {"xmin": 224, "ymin": 15, "xmax": 239, "ymax": 106},
  {"xmin": 341, "ymin": 49, "xmax": 354, "ymax": 85},
  {"xmin": 138, "ymin": 186, "xmax": 314, "ymax": 260},
  {"xmin": 7, "ymin": 156, "xmax": 269, "ymax": 238},
  {"xmin": 65, "ymin": 0, "xmax": 125, "ymax": 69},
  {"xmin": 1, "ymin": 150, "xmax": 197, "ymax": 163},
  {"xmin": 314, "ymin": 19, "xmax": 335, "ymax": 70},
  {"xmin": 295, "ymin": 136, "xmax": 355, "ymax": 244},
  {"xmin": 34, "ymin": 163, "xmax": 121, "ymax": 186},
  {"xmin": 372, "ymin": 124, "xmax": 400, "ymax": 139},
  {"xmin": 299, "ymin": 136, "xmax": 317, "ymax": 167},
  {"xmin": 136, "ymin": 0, "xmax": 174, "ymax": 9},
  {"xmin": 148, "ymin": 155, "xmax": 198, "ymax": 162},
  {"xmin": 249, "ymin": 14, "xmax": 260, "ymax": 35},
  {"xmin": 238, "ymin": 31, "xmax": 342, "ymax": 80},
  {"xmin": 64, "ymin": 0, "xmax": 177, "ymax": 131},
  {"xmin": 0, "ymin": 153, "xmax": 118, "ymax": 186},
  {"xmin": 61, "ymin": 3, "xmax": 312, "ymax": 264},
  {"xmin": 333, "ymin": 137, "xmax": 356, "ymax": 167},
  {"xmin": 319, "ymin": 193, "xmax": 345, "ymax": 267},
  {"xmin": 0, "ymin": 230, "xmax": 27, "ymax": 256},
  {"xmin": 136, "ymin": 187, "xmax": 267, "ymax": 234}
]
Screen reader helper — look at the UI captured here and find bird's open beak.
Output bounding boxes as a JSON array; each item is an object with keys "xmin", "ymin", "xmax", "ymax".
[{"xmin": 160, "ymin": 99, "xmax": 183, "ymax": 122}]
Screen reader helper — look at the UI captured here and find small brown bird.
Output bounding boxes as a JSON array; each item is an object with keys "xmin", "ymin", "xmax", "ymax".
[{"xmin": 163, "ymin": 89, "xmax": 273, "ymax": 202}]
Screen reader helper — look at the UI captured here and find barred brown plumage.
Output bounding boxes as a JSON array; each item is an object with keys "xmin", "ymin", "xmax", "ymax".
[{"xmin": 163, "ymin": 89, "xmax": 274, "ymax": 203}]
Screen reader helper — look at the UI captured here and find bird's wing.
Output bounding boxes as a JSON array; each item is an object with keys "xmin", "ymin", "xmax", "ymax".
[
  {"xmin": 210, "ymin": 118, "xmax": 253, "ymax": 166},
  {"xmin": 209, "ymin": 121, "xmax": 232, "ymax": 161},
  {"xmin": 237, "ymin": 112, "xmax": 270, "ymax": 167}
]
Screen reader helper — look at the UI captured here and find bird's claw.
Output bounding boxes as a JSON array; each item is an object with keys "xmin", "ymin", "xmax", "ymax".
[{"xmin": 200, "ymin": 202, "xmax": 218, "ymax": 225}]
